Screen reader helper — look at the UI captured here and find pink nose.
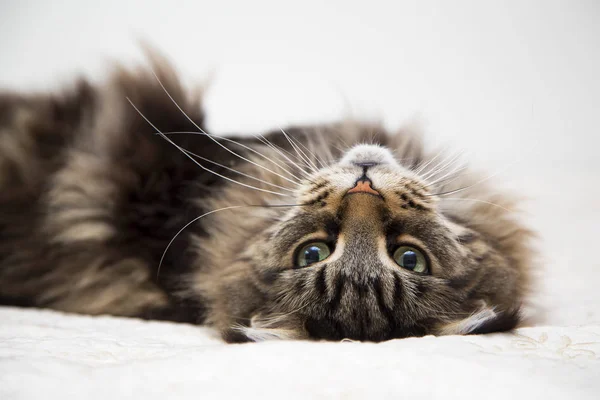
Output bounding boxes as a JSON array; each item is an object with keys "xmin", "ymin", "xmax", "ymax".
[{"xmin": 347, "ymin": 179, "xmax": 380, "ymax": 196}]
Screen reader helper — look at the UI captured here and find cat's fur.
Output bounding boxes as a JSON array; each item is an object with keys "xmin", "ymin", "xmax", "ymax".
[{"xmin": 0, "ymin": 57, "xmax": 534, "ymax": 342}]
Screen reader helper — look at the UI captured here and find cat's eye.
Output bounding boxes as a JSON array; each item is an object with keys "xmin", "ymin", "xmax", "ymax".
[
  {"xmin": 393, "ymin": 246, "xmax": 428, "ymax": 273},
  {"xmin": 296, "ymin": 242, "xmax": 331, "ymax": 267}
]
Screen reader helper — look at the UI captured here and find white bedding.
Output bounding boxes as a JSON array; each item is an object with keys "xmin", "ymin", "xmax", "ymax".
[
  {"xmin": 1, "ymin": 307, "xmax": 598, "ymax": 399},
  {"xmin": 2, "ymin": 1, "xmax": 600, "ymax": 398}
]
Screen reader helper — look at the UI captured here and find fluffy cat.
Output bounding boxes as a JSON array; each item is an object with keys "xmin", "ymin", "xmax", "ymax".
[{"xmin": 0, "ymin": 57, "xmax": 534, "ymax": 342}]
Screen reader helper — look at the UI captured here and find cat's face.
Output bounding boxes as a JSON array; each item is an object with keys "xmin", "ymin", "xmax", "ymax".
[
  {"xmin": 195, "ymin": 138, "xmax": 522, "ymax": 341},
  {"xmin": 201, "ymin": 142, "xmax": 526, "ymax": 342}
]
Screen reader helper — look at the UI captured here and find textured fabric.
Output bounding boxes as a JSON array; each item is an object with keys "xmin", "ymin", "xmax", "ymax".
[{"xmin": 1, "ymin": 307, "xmax": 598, "ymax": 399}]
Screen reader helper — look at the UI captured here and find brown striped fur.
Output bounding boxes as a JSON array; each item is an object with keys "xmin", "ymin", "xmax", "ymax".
[{"xmin": 0, "ymin": 56, "xmax": 535, "ymax": 341}]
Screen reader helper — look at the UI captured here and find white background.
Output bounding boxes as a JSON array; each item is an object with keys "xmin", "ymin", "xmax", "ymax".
[{"xmin": 1, "ymin": 0, "xmax": 599, "ymax": 325}]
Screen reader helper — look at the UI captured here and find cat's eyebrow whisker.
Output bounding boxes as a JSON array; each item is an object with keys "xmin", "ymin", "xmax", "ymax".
[
  {"xmin": 424, "ymin": 169, "xmax": 468, "ymax": 192},
  {"xmin": 418, "ymin": 148, "xmax": 459, "ymax": 178},
  {"xmin": 254, "ymin": 134, "xmax": 305, "ymax": 169},
  {"xmin": 161, "ymin": 131, "xmax": 303, "ymax": 184},
  {"xmin": 290, "ymin": 133, "xmax": 328, "ymax": 169},
  {"xmin": 149, "ymin": 70, "xmax": 303, "ymax": 186},
  {"xmin": 331, "ymin": 143, "xmax": 348, "ymax": 154},
  {"xmin": 425, "ymin": 164, "xmax": 469, "ymax": 188},
  {"xmin": 426, "ymin": 158, "xmax": 521, "ymax": 197},
  {"xmin": 254, "ymin": 134, "xmax": 313, "ymax": 180},
  {"xmin": 421, "ymin": 150, "xmax": 465, "ymax": 181},
  {"xmin": 180, "ymin": 148, "xmax": 297, "ymax": 193},
  {"xmin": 127, "ymin": 98, "xmax": 293, "ymax": 200},
  {"xmin": 157, "ymin": 206, "xmax": 243, "ymax": 279},
  {"xmin": 157, "ymin": 203, "xmax": 306, "ymax": 279},
  {"xmin": 414, "ymin": 148, "xmax": 447, "ymax": 175},
  {"xmin": 440, "ymin": 198, "xmax": 513, "ymax": 212},
  {"xmin": 280, "ymin": 129, "xmax": 319, "ymax": 173},
  {"xmin": 281, "ymin": 129, "xmax": 322, "ymax": 172}
]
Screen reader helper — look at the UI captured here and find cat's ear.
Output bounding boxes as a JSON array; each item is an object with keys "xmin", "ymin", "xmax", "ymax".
[{"xmin": 437, "ymin": 304, "xmax": 521, "ymax": 335}]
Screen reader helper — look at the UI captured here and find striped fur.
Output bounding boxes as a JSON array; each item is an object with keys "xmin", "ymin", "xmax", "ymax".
[{"xmin": 0, "ymin": 57, "xmax": 535, "ymax": 341}]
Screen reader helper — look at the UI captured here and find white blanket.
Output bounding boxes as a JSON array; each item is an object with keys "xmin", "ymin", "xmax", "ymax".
[
  {"xmin": 1, "ymin": 2, "xmax": 599, "ymax": 398},
  {"xmin": 1, "ymin": 307, "xmax": 598, "ymax": 399}
]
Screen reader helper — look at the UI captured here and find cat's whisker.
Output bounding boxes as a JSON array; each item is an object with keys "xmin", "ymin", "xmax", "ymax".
[
  {"xmin": 254, "ymin": 134, "xmax": 313, "ymax": 179},
  {"xmin": 280, "ymin": 129, "xmax": 319, "ymax": 173},
  {"xmin": 331, "ymin": 143, "xmax": 348, "ymax": 154},
  {"xmin": 414, "ymin": 148, "xmax": 447, "ymax": 175},
  {"xmin": 281, "ymin": 129, "xmax": 321, "ymax": 172},
  {"xmin": 161, "ymin": 131, "xmax": 304, "ymax": 184},
  {"xmin": 158, "ymin": 206, "xmax": 244, "ymax": 279},
  {"xmin": 291, "ymin": 134, "xmax": 329, "ymax": 169},
  {"xmin": 421, "ymin": 150, "xmax": 465, "ymax": 181},
  {"xmin": 254, "ymin": 134, "xmax": 306, "ymax": 168},
  {"xmin": 426, "ymin": 164, "xmax": 469, "ymax": 188},
  {"xmin": 288, "ymin": 134, "xmax": 325, "ymax": 169},
  {"xmin": 419, "ymin": 149, "xmax": 461, "ymax": 179},
  {"xmin": 180, "ymin": 148, "xmax": 297, "ymax": 192},
  {"xmin": 426, "ymin": 161, "xmax": 516, "ymax": 197},
  {"xmin": 126, "ymin": 98, "xmax": 292, "ymax": 199},
  {"xmin": 149, "ymin": 70, "xmax": 303, "ymax": 186},
  {"xmin": 157, "ymin": 203, "xmax": 306, "ymax": 279},
  {"xmin": 425, "ymin": 173, "xmax": 467, "ymax": 193}
]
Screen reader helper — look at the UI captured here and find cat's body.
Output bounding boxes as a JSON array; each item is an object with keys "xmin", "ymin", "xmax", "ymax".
[{"xmin": 0, "ymin": 59, "xmax": 534, "ymax": 342}]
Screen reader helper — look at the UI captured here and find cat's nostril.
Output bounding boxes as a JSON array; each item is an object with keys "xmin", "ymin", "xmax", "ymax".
[{"xmin": 354, "ymin": 162, "xmax": 379, "ymax": 168}]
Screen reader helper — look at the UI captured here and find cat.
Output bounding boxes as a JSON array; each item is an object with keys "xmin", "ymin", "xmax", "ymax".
[{"xmin": 0, "ymin": 55, "xmax": 534, "ymax": 342}]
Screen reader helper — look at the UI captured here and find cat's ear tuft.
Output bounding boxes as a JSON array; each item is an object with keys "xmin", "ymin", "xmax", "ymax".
[{"xmin": 437, "ymin": 305, "xmax": 522, "ymax": 336}]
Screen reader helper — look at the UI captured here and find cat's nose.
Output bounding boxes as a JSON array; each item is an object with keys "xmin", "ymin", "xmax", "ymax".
[{"xmin": 346, "ymin": 178, "xmax": 381, "ymax": 196}]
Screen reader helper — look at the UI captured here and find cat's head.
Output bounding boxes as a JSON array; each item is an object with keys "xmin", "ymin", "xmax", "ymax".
[{"xmin": 193, "ymin": 128, "xmax": 532, "ymax": 342}]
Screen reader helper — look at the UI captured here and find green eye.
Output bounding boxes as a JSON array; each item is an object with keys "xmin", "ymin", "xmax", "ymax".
[
  {"xmin": 296, "ymin": 242, "xmax": 331, "ymax": 267},
  {"xmin": 393, "ymin": 246, "xmax": 428, "ymax": 273}
]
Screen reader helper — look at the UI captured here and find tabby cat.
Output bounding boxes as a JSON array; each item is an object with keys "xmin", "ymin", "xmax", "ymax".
[{"xmin": 0, "ymin": 57, "xmax": 533, "ymax": 342}]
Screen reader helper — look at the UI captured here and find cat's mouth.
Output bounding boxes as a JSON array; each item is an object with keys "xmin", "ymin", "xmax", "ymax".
[{"xmin": 346, "ymin": 177, "xmax": 381, "ymax": 197}]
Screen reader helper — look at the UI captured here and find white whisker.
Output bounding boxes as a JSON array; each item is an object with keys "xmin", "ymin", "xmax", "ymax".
[
  {"xmin": 157, "ymin": 206, "xmax": 246, "ymax": 278},
  {"xmin": 280, "ymin": 129, "xmax": 318, "ymax": 173},
  {"xmin": 254, "ymin": 134, "xmax": 305, "ymax": 167},
  {"xmin": 161, "ymin": 131, "xmax": 303, "ymax": 183},
  {"xmin": 424, "ymin": 169, "xmax": 469, "ymax": 193},
  {"xmin": 280, "ymin": 129, "xmax": 320, "ymax": 171},
  {"xmin": 427, "ymin": 159, "xmax": 519, "ymax": 197},
  {"xmin": 157, "ymin": 203, "xmax": 305, "ymax": 279},
  {"xmin": 289, "ymin": 133, "xmax": 328, "ymax": 169},
  {"xmin": 181, "ymin": 148, "xmax": 296, "ymax": 192},
  {"xmin": 149, "ymin": 70, "xmax": 302, "ymax": 186},
  {"xmin": 426, "ymin": 164, "xmax": 469, "ymax": 187},
  {"xmin": 414, "ymin": 149, "xmax": 446, "ymax": 174},
  {"xmin": 421, "ymin": 150, "xmax": 465, "ymax": 181},
  {"xmin": 255, "ymin": 134, "xmax": 313, "ymax": 179},
  {"xmin": 126, "ymin": 98, "xmax": 292, "ymax": 198}
]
